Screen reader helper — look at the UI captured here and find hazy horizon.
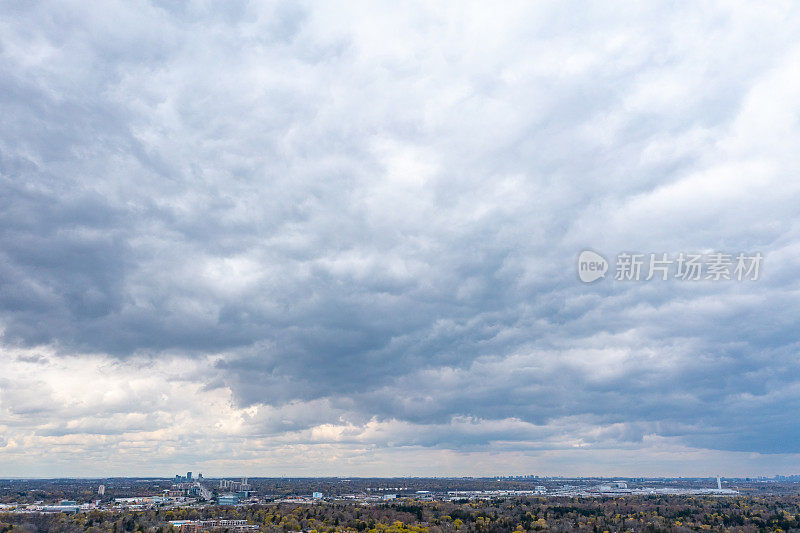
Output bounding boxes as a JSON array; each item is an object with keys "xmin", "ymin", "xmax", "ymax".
[{"xmin": 0, "ymin": 474, "xmax": 791, "ymax": 480}]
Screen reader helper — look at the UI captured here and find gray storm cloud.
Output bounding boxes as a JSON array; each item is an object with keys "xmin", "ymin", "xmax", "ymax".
[{"xmin": 1, "ymin": 0, "xmax": 800, "ymax": 474}]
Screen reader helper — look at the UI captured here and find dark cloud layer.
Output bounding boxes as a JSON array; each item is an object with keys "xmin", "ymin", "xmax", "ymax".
[{"xmin": 2, "ymin": 0, "xmax": 800, "ymax": 469}]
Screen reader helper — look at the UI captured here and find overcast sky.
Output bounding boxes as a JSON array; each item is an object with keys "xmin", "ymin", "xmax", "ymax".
[{"xmin": 2, "ymin": 1, "xmax": 800, "ymax": 478}]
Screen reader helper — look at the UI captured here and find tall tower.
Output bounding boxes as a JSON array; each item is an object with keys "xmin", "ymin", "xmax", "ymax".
[{"xmin": 717, "ymin": 476, "xmax": 722, "ymax": 490}]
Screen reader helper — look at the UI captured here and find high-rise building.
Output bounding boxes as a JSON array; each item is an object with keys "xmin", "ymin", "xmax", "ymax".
[
  {"xmin": 98, "ymin": 485, "xmax": 106, "ymax": 496},
  {"xmin": 187, "ymin": 472, "xmax": 193, "ymax": 481}
]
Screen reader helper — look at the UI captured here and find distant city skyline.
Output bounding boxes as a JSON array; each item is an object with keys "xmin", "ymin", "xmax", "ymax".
[{"xmin": 2, "ymin": 1, "xmax": 800, "ymax": 477}]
